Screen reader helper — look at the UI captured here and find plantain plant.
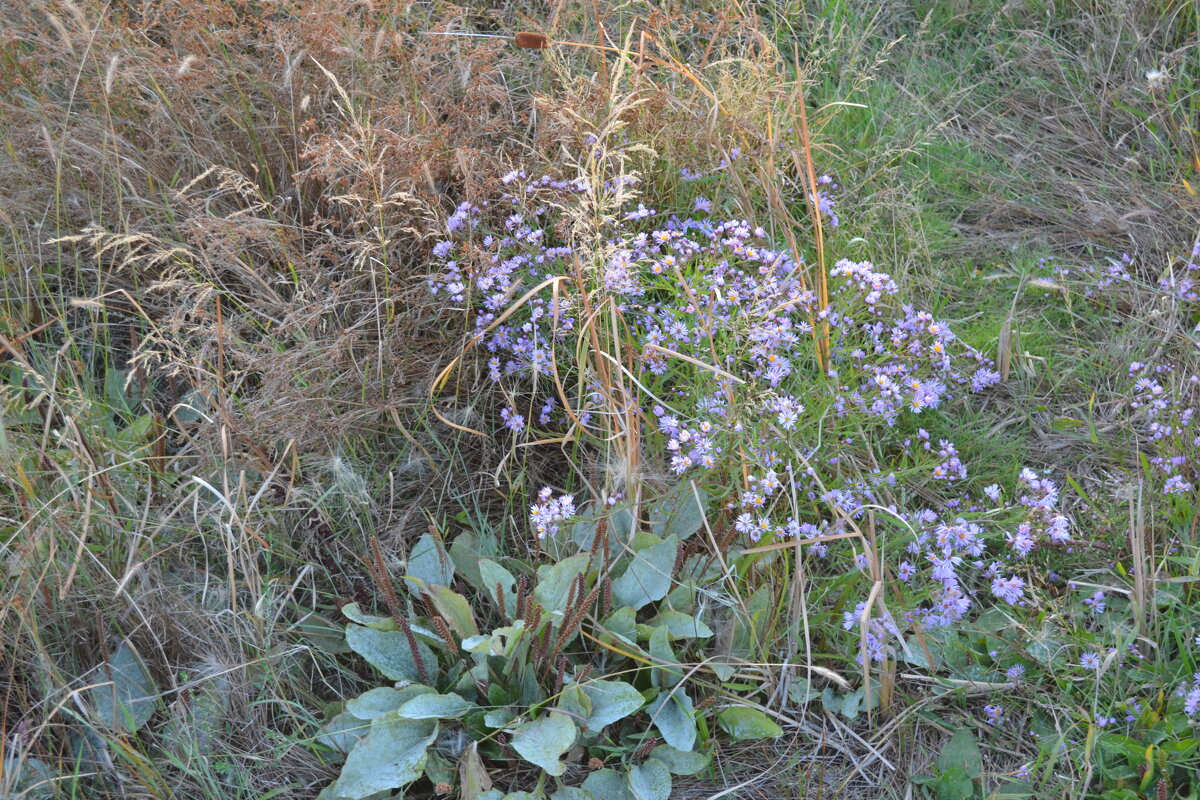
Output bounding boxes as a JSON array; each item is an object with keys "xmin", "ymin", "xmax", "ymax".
[{"xmin": 314, "ymin": 487, "xmax": 787, "ymax": 800}]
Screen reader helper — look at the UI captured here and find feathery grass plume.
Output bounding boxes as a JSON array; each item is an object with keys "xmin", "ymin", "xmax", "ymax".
[
  {"xmin": 632, "ymin": 736, "xmax": 658, "ymax": 761},
  {"xmin": 534, "ymin": 621, "xmax": 550, "ymax": 669},
  {"xmin": 549, "ymin": 579, "xmax": 602, "ymax": 667},
  {"xmin": 515, "ymin": 575, "xmax": 530, "ymax": 621},
  {"xmin": 514, "ymin": 32, "xmax": 550, "ymax": 50},
  {"xmin": 601, "ymin": 576, "xmax": 613, "ymax": 617},
  {"xmin": 368, "ymin": 535, "xmax": 404, "ymax": 628},
  {"xmin": 496, "ymin": 732, "xmax": 514, "ymax": 759},
  {"xmin": 432, "ymin": 615, "xmax": 459, "ymax": 656},
  {"xmin": 526, "ymin": 602, "xmax": 542, "ymax": 637},
  {"xmin": 395, "ymin": 615, "xmax": 429, "ymax": 685},
  {"xmin": 553, "ymin": 657, "xmax": 568, "ymax": 695},
  {"xmin": 495, "ymin": 581, "xmax": 507, "ymax": 619}
]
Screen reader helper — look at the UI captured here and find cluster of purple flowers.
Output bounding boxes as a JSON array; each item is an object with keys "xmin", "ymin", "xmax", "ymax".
[
  {"xmin": 428, "ymin": 172, "xmax": 999, "ymax": 467},
  {"xmin": 813, "ymin": 174, "xmax": 840, "ymax": 228},
  {"xmin": 1082, "ymin": 590, "xmax": 1106, "ymax": 614},
  {"xmin": 426, "ymin": 160, "xmax": 1077, "ymax": 663},
  {"xmin": 529, "ymin": 488, "xmax": 576, "ymax": 540},
  {"xmin": 1183, "ymin": 673, "xmax": 1200, "ymax": 717},
  {"xmin": 845, "ymin": 469, "xmax": 1075, "ymax": 642},
  {"xmin": 1064, "ymin": 246, "xmax": 1200, "ymax": 498},
  {"xmin": 1128, "ymin": 363, "xmax": 1198, "ymax": 494},
  {"xmin": 841, "ymin": 602, "xmax": 901, "ymax": 664}
]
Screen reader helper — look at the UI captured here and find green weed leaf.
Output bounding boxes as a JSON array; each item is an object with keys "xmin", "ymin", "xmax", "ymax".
[
  {"xmin": 317, "ymin": 710, "xmax": 367, "ymax": 754},
  {"xmin": 650, "ymin": 484, "xmax": 708, "ymax": 540},
  {"xmin": 406, "ymin": 532, "xmax": 455, "ymax": 587},
  {"xmin": 716, "ymin": 706, "xmax": 783, "ymax": 740},
  {"xmin": 422, "ymin": 582, "xmax": 480, "ymax": 638},
  {"xmin": 396, "ymin": 692, "xmax": 473, "ymax": 719},
  {"xmin": 479, "ymin": 559, "xmax": 517, "ymax": 619},
  {"xmin": 647, "ymin": 689, "xmax": 696, "ymax": 751},
  {"xmin": 535, "ymin": 554, "xmax": 590, "ymax": 619},
  {"xmin": 557, "ymin": 683, "xmax": 593, "ymax": 723},
  {"xmin": 602, "ymin": 606, "xmax": 638, "ymax": 646},
  {"xmin": 612, "ymin": 535, "xmax": 678, "ymax": 611},
  {"xmin": 627, "ymin": 758, "xmax": 672, "ymax": 800},
  {"xmin": 346, "ymin": 685, "xmax": 434, "ymax": 720},
  {"xmin": 85, "ymin": 641, "xmax": 156, "ymax": 733},
  {"xmin": 652, "ymin": 610, "xmax": 713, "ymax": 639},
  {"xmin": 511, "ymin": 711, "xmax": 577, "ymax": 776},
  {"xmin": 648, "ymin": 625, "xmax": 682, "ymax": 688},
  {"xmin": 649, "ymin": 744, "xmax": 709, "ymax": 775},
  {"xmin": 553, "ymin": 789, "xmax": 597, "ymax": 800},
  {"xmin": 933, "ymin": 764, "xmax": 974, "ymax": 800},
  {"xmin": 2, "ymin": 757, "xmax": 55, "ymax": 800},
  {"xmin": 345, "ymin": 624, "xmax": 436, "ymax": 683},
  {"xmin": 579, "ymin": 679, "xmax": 644, "ymax": 731},
  {"xmin": 937, "ymin": 729, "xmax": 982, "ymax": 779},
  {"xmin": 334, "ymin": 716, "xmax": 438, "ymax": 799},
  {"xmin": 582, "ymin": 769, "xmax": 636, "ymax": 800},
  {"xmin": 340, "ymin": 602, "xmax": 397, "ymax": 631}
]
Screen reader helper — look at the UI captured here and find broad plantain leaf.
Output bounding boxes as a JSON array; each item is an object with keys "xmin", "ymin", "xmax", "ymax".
[
  {"xmin": 317, "ymin": 710, "xmax": 367, "ymax": 754},
  {"xmin": 649, "ymin": 483, "xmax": 709, "ymax": 540},
  {"xmin": 406, "ymin": 532, "xmax": 455, "ymax": 587},
  {"xmin": 553, "ymin": 789, "xmax": 596, "ymax": 800},
  {"xmin": 449, "ymin": 532, "xmax": 486, "ymax": 591},
  {"xmin": 627, "ymin": 758, "xmax": 672, "ymax": 800},
  {"xmin": 648, "ymin": 625, "xmax": 683, "ymax": 688},
  {"xmin": 582, "ymin": 769, "xmax": 636, "ymax": 800},
  {"xmin": 479, "ymin": 559, "xmax": 518, "ymax": 619},
  {"xmin": 511, "ymin": 711, "xmax": 577, "ymax": 776},
  {"xmin": 340, "ymin": 602, "xmax": 397, "ymax": 631},
  {"xmin": 334, "ymin": 716, "xmax": 438, "ymax": 799},
  {"xmin": 646, "ymin": 689, "xmax": 695, "ymax": 752},
  {"xmin": 649, "ymin": 744, "xmax": 710, "ymax": 775},
  {"xmin": 346, "ymin": 685, "xmax": 434, "ymax": 720},
  {"xmin": 345, "ymin": 624, "xmax": 436, "ymax": 683},
  {"xmin": 420, "ymin": 581, "xmax": 479, "ymax": 638},
  {"xmin": 652, "ymin": 610, "xmax": 713, "ymax": 640},
  {"xmin": 534, "ymin": 554, "xmax": 590, "ymax": 619},
  {"xmin": 85, "ymin": 641, "xmax": 157, "ymax": 733},
  {"xmin": 932, "ymin": 764, "xmax": 974, "ymax": 800},
  {"xmin": 601, "ymin": 606, "xmax": 638, "ymax": 646},
  {"xmin": 557, "ymin": 683, "xmax": 593, "ymax": 724},
  {"xmin": 580, "ymin": 679, "xmax": 644, "ymax": 732},
  {"xmin": 717, "ymin": 706, "xmax": 783, "ymax": 740},
  {"xmin": 3, "ymin": 756, "xmax": 56, "ymax": 800},
  {"xmin": 396, "ymin": 692, "xmax": 473, "ymax": 720},
  {"xmin": 612, "ymin": 535, "xmax": 678, "ymax": 611},
  {"xmin": 937, "ymin": 728, "xmax": 982, "ymax": 779}
]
